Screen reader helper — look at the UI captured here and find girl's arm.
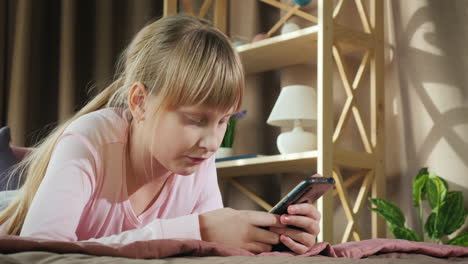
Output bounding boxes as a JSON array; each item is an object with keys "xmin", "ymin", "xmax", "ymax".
[
  {"xmin": 83, "ymin": 214, "xmax": 201, "ymax": 244},
  {"xmin": 21, "ymin": 133, "xmax": 204, "ymax": 244},
  {"xmin": 20, "ymin": 134, "xmax": 96, "ymax": 241}
]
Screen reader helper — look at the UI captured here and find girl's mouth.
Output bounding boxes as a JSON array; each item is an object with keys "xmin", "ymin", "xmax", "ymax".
[{"xmin": 187, "ymin": 157, "xmax": 206, "ymax": 164}]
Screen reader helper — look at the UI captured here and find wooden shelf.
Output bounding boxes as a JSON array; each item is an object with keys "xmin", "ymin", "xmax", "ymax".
[
  {"xmin": 216, "ymin": 151, "xmax": 318, "ymax": 178},
  {"xmin": 216, "ymin": 149, "xmax": 376, "ymax": 178},
  {"xmin": 237, "ymin": 24, "xmax": 373, "ymax": 74}
]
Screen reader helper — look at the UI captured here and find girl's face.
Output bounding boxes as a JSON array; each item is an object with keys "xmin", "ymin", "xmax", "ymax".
[{"xmin": 144, "ymin": 104, "xmax": 234, "ymax": 176}]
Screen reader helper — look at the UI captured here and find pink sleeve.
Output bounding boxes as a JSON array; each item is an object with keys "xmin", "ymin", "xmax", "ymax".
[
  {"xmin": 191, "ymin": 156, "xmax": 223, "ymax": 214},
  {"xmin": 84, "ymin": 214, "xmax": 202, "ymax": 244},
  {"xmin": 20, "ymin": 133, "xmax": 97, "ymax": 241},
  {"xmin": 20, "ymin": 133, "xmax": 205, "ymax": 244}
]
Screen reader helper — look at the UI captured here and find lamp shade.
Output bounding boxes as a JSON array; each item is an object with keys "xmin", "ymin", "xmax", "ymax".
[{"xmin": 267, "ymin": 85, "xmax": 317, "ymax": 128}]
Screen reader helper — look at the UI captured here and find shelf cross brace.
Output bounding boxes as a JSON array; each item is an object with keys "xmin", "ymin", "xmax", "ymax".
[{"xmin": 332, "ymin": 44, "xmax": 373, "ymax": 154}]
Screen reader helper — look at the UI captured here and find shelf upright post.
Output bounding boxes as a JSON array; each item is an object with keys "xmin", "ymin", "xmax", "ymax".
[
  {"xmin": 316, "ymin": 0, "xmax": 334, "ymax": 243},
  {"xmin": 214, "ymin": 0, "xmax": 228, "ymax": 33},
  {"xmin": 370, "ymin": 0, "xmax": 386, "ymax": 239},
  {"xmin": 163, "ymin": 0, "xmax": 178, "ymax": 16}
]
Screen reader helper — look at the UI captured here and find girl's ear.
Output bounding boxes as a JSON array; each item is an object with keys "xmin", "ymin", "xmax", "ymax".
[{"xmin": 128, "ymin": 82, "xmax": 148, "ymax": 122}]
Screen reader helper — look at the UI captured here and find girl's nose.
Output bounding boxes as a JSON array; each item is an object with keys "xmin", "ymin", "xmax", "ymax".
[{"xmin": 199, "ymin": 129, "xmax": 220, "ymax": 153}]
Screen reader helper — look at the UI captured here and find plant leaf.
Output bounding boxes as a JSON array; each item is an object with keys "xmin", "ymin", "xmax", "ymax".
[
  {"xmin": 221, "ymin": 118, "xmax": 236, "ymax": 148},
  {"xmin": 368, "ymin": 198, "xmax": 405, "ymax": 227},
  {"xmin": 415, "ymin": 168, "xmax": 429, "ymax": 180},
  {"xmin": 425, "ymin": 212, "xmax": 439, "ymax": 239},
  {"xmin": 447, "ymin": 233, "xmax": 468, "ymax": 247},
  {"xmin": 413, "ymin": 168, "xmax": 429, "ymax": 208},
  {"xmin": 426, "ymin": 173, "xmax": 448, "ymax": 213},
  {"xmin": 438, "ymin": 192, "xmax": 465, "ymax": 236},
  {"xmin": 390, "ymin": 225, "xmax": 422, "ymax": 242},
  {"xmin": 425, "ymin": 192, "xmax": 465, "ymax": 239}
]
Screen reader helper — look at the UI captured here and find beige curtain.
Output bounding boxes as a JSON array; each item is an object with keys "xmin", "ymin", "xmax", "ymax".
[{"xmin": 0, "ymin": 0, "xmax": 162, "ymax": 147}]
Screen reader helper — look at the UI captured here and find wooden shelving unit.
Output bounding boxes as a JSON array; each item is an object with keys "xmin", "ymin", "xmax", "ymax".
[
  {"xmin": 237, "ymin": 24, "xmax": 373, "ymax": 74},
  {"xmin": 164, "ymin": 0, "xmax": 385, "ymax": 244},
  {"xmin": 217, "ymin": 149, "xmax": 376, "ymax": 178},
  {"xmin": 217, "ymin": 151, "xmax": 318, "ymax": 177}
]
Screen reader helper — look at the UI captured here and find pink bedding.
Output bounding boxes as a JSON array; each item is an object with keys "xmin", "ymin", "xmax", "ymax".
[{"xmin": 0, "ymin": 235, "xmax": 467, "ymax": 259}]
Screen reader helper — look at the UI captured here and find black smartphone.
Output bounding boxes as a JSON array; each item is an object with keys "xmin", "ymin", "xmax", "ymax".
[
  {"xmin": 269, "ymin": 175, "xmax": 335, "ymax": 252},
  {"xmin": 269, "ymin": 175, "xmax": 335, "ymax": 215}
]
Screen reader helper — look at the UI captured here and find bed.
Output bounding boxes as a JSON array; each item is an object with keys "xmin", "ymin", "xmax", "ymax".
[{"xmin": 0, "ymin": 235, "xmax": 467, "ymax": 264}]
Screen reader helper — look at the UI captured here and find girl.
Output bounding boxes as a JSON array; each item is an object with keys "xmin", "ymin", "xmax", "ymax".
[{"xmin": 0, "ymin": 15, "xmax": 321, "ymax": 254}]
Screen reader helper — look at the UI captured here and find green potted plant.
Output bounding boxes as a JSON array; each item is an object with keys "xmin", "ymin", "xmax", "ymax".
[
  {"xmin": 368, "ymin": 168, "xmax": 468, "ymax": 246},
  {"xmin": 217, "ymin": 110, "xmax": 247, "ymax": 158}
]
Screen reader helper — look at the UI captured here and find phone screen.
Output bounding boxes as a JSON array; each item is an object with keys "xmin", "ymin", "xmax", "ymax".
[{"xmin": 269, "ymin": 176, "xmax": 335, "ymax": 215}]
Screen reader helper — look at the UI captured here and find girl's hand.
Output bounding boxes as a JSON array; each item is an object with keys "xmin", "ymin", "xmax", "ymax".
[
  {"xmin": 269, "ymin": 203, "xmax": 321, "ymax": 254},
  {"xmin": 199, "ymin": 208, "xmax": 285, "ymax": 253}
]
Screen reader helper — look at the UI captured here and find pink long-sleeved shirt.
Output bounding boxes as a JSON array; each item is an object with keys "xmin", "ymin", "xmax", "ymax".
[{"xmin": 4, "ymin": 108, "xmax": 223, "ymax": 243}]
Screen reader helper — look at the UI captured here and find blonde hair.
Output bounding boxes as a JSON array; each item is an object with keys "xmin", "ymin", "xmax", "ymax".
[{"xmin": 0, "ymin": 14, "xmax": 244, "ymax": 235}]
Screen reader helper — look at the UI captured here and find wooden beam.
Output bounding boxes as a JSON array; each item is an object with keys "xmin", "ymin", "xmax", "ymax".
[
  {"xmin": 228, "ymin": 178, "xmax": 273, "ymax": 211},
  {"xmin": 353, "ymin": 170, "xmax": 374, "ymax": 214},
  {"xmin": 333, "ymin": 44, "xmax": 354, "ymax": 97},
  {"xmin": 267, "ymin": 5, "xmax": 300, "ymax": 38},
  {"xmin": 164, "ymin": 0, "xmax": 177, "ymax": 16},
  {"xmin": 342, "ymin": 221, "xmax": 354, "ymax": 243},
  {"xmin": 198, "ymin": 0, "xmax": 213, "ymax": 18},
  {"xmin": 370, "ymin": 0, "xmax": 386, "ymax": 239},
  {"xmin": 352, "ymin": 106, "xmax": 374, "ymax": 153},
  {"xmin": 332, "ymin": 45, "xmax": 372, "ymax": 151},
  {"xmin": 333, "ymin": 96, "xmax": 353, "ymax": 143},
  {"xmin": 182, "ymin": 0, "xmax": 195, "ymax": 15},
  {"xmin": 259, "ymin": 0, "xmax": 318, "ymax": 24},
  {"xmin": 333, "ymin": 167, "xmax": 355, "ymax": 223},
  {"xmin": 316, "ymin": 0, "xmax": 334, "ymax": 244},
  {"xmin": 352, "ymin": 50, "xmax": 371, "ymax": 90},
  {"xmin": 355, "ymin": 0, "xmax": 372, "ymax": 34},
  {"xmin": 333, "ymin": 0, "xmax": 345, "ymax": 19},
  {"xmin": 332, "ymin": 169, "xmax": 369, "ymax": 197},
  {"xmin": 334, "ymin": 149, "xmax": 376, "ymax": 169},
  {"xmin": 214, "ymin": 0, "xmax": 227, "ymax": 33},
  {"xmin": 335, "ymin": 24, "xmax": 375, "ymax": 49}
]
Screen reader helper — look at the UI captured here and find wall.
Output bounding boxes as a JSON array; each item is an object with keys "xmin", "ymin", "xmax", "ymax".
[{"xmin": 388, "ymin": 0, "xmax": 468, "ymax": 235}]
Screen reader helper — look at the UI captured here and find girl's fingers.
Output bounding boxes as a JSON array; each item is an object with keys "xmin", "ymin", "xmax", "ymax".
[
  {"xmin": 245, "ymin": 242, "xmax": 272, "ymax": 253},
  {"xmin": 287, "ymin": 203, "xmax": 321, "ymax": 220},
  {"xmin": 244, "ymin": 210, "xmax": 284, "ymax": 227},
  {"xmin": 270, "ymin": 226, "xmax": 316, "ymax": 248},
  {"xmin": 250, "ymin": 226, "xmax": 281, "ymax": 245},
  {"xmin": 280, "ymin": 214, "xmax": 320, "ymax": 235},
  {"xmin": 280, "ymin": 234, "xmax": 310, "ymax": 254}
]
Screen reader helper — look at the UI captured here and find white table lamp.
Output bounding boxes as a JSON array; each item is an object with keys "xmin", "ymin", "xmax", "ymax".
[{"xmin": 267, "ymin": 85, "xmax": 317, "ymax": 154}]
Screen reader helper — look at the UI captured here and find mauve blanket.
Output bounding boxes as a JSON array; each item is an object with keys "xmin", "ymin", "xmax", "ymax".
[{"xmin": 0, "ymin": 235, "xmax": 466, "ymax": 259}]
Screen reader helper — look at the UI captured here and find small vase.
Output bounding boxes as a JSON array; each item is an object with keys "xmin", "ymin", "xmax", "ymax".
[{"xmin": 216, "ymin": 147, "xmax": 234, "ymax": 158}]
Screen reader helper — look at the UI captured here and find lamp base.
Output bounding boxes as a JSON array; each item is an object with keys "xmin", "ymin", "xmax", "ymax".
[{"xmin": 277, "ymin": 128, "xmax": 316, "ymax": 154}]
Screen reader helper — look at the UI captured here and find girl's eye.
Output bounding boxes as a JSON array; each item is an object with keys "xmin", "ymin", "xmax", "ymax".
[
  {"xmin": 190, "ymin": 118, "xmax": 202, "ymax": 125},
  {"xmin": 219, "ymin": 118, "xmax": 230, "ymax": 125},
  {"xmin": 186, "ymin": 116, "xmax": 204, "ymax": 125}
]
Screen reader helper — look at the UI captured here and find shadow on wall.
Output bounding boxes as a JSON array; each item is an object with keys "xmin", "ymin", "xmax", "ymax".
[{"xmin": 392, "ymin": 0, "xmax": 468, "ymax": 230}]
